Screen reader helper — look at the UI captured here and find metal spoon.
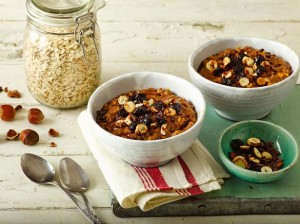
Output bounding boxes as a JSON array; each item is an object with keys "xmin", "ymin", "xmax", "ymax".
[
  {"xmin": 20, "ymin": 153, "xmax": 94, "ymax": 223},
  {"xmin": 59, "ymin": 157, "xmax": 104, "ymax": 224}
]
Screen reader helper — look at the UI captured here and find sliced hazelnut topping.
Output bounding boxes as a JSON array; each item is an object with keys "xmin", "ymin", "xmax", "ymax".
[
  {"xmin": 48, "ymin": 128, "xmax": 59, "ymax": 137},
  {"xmin": 253, "ymin": 147, "xmax": 262, "ymax": 158},
  {"xmin": 160, "ymin": 124, "xmax": 167, "ymax": 136},
  {"xmin": 124, "ymin": 101, "xmax": 136, "ymax": 113},
  {"xmin": 223, "ymin": 57, "xmax": 231, "ymax": 66},
  {"xmin": 264, "ymin": 78, "xmax": 271, "ymax": 84},
  {"xmin": 262, "ymin": 151, "xmax": 273, "ymax": 160},
  {"xmin": 115, "ymin": 120, "xmax": 124, "ymax": 127},
  {"xmin": 242, "ymin": 56, "xmax": 254, "ymax": 66},
  {"xmin": 247, "ymin": 137, "xmax": 261, "ymax": 147},
  {"xmin": 240, "ymin": 145, "xmax": 250, "ymax": 150},
  {"xmin": 6, "ymin": 129, "xmax": 19, "ymax": 141},
  {"xmin": 135, "ymin": 124, "xmax": 148, "ymax": 134},
  {"xmin": 117, "ymin": 95, "xmax": 128, "ymax": 105},
  {"xmin": 257, "ymin": 77, "xmax": 266, "ymax": 86},
  {"xmin": 230, "ymin": 136, "xmax": 284, "ymax": 172},
  {"xmin": 164, "ymin": 99, "xmax": 172, "ymax": 105},
  {"xmin": 253, "ymin": 63, "xmax": 258, "ymax": 70},
  {"xmin": 261, "ymin": 61, "xmax": 270, "ymax": 67},
  {"xmin": 206, "ymin": 60, "xmax": 218, "ymax": 71},
  {"xmin": 249, "ymin": 156, "xmax": 260, "ymax": 164},
  {"xmin": 244, "ymin": 67, "xmax": 253, "ymax": 76},
  {"xmin": 239, "ymin": 77, "xmax": 250, "ymax": 87},
  {"xmin": 148, "ymin": 99, "xmax": 154, "ymax": 106},
  {"xmin": 135, "ymin": 103, "xmax": 143, "ymax": 107},
  {"xmin": 221, "ymin": 71, "xmax": 232, "ymax": 79},
  {"xmin": 261, "ymin": 166, "xmax": 273, "ymax": 173},
  {"xmin": 143, "ymin": 98, "xmax": 154, "ymax": 106},
  {"xmin": 232, "ymin": 156, "xmax": 248, "ymax": 169},
  {"xmin": 164, "ymin": 108, "xmax": 176, "ymax": 116},
  {"xmin": 124, "ymin": 115, "xmax": 132, "ymax": 125},
  {"xmin": 7, "ymin": 90, "xmax": 21, "ymax": 98},
  {"xmin": 150, "ymin": 123, "xmax": 158, "ymax": 129}
]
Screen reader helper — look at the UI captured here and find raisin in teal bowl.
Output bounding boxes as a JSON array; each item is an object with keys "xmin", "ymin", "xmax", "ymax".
[{"xmin": 218, "ymin": 120, "xmax": 299, "ymax": 183}]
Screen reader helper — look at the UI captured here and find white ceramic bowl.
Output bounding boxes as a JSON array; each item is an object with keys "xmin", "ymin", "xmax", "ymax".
[
  {"xmin": 87, "ymin": 72, "xmax": 206, "ymax": 167},
  {"xmin": 189, "ymin": 37, "xmax": 299, "ymax": 121}
]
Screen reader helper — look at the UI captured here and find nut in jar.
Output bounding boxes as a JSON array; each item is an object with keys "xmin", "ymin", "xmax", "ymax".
[{"xmin": 23, "ymin": 0, "xmax": 106, "ymax": 108}]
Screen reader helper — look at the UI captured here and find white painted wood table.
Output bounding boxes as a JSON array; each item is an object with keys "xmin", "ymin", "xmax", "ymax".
[{"xmin": 1, "ymin": 0, "xmax": 300, "ymax": 223}]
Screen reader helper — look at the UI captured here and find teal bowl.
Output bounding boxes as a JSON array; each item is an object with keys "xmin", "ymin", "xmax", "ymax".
[{"xmin": 218, "ymin": 120, "xmax": 299, "ymax": 183}]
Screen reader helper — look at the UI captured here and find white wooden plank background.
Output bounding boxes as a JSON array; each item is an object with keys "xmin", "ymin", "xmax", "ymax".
[{"xmin": 1, "ymin": 0, "xmax": 300, "ymax": 223}]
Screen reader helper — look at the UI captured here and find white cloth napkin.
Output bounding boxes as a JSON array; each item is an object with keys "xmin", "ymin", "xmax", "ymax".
[{"xmin": 78, "ymin": 110, "xmax": 230, "ymax": 211}]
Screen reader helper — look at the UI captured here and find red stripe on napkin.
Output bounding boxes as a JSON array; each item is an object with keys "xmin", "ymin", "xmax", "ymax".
[
  {"xmin": 133, "ymin": 166, "xmax": 156, "ymax": 191},
  {"xmin": 143, "ymin": 167, "xmax": 173, "ymax": 191},
  {"xmin": 175, "ymin": 189, "xmax": 190, "ymax": 196},
  {"xmin": 177, "ymin": 156, "xmax": 204, "ymax": 195},
  {"xmin": 133, "ymin": 166, "xmax": 172, "ymax": 191}
]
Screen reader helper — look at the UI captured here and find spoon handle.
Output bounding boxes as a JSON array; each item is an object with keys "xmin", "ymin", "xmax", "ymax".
[
  {"xmin": 51, "ymin": 182, "xmax": 94, "ymax": 223},
  {"xmin": 81, "ymin": 193, "xmax": 105, "ymax": 224},
  {"xmin": 91, "ymin": 214, "xmax": 106, "ymax": 224}
]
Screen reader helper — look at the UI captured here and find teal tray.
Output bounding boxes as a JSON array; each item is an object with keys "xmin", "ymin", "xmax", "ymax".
[{"xmin": 112, "ymin": 86, "xmax": 300, "ymax": 217}]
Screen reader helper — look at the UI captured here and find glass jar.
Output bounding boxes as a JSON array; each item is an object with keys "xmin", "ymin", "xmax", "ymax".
[{"xmin": 23, "ymin": 0, "xmax": 105, "ymax": 108}]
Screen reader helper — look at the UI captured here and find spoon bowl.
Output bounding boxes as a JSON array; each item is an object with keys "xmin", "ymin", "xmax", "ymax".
[
  {"xmin": 20, "ymin": 153, "xmax": 94, "ymax": 223},
  {"xmin": 21, "ymin": 153, "xmax": 55, "ymax": 184},
  {"xmin": 59, "ymin": 157, "xmax": 105, "ymax": 224},
  {"xmin": 59, "ymin": 157, "xmax": 90, "ymax": 192}
]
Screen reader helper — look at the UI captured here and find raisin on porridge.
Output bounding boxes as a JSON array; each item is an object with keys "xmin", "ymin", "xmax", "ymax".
[
  {"xmin": 197, "ymin": 46, "xmax": 292, "ymax": 88},
  {"xmin": 96, "ymin": 88, "xmax": 197, "ymax": 140}
]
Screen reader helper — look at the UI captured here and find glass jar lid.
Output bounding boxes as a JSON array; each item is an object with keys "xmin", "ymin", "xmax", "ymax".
[
  {"xmin": 31, "ymin": 0, "xmax": 92, "ymax": 14},
  {"xmin": 26, "ymin": 0, "xmax": 102, "ymax": 26}
]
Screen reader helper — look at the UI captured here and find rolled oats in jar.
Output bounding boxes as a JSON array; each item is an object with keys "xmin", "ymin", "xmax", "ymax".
[{"xmin": 23, "ymin": 0, "xmax": 105, "ymax": 108}]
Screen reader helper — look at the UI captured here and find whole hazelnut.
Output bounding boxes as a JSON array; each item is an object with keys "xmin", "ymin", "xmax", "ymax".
[
  {"xmin": 20, "ymin": 129, "xmax": 39, "ymax": 145},
  {"xmin": 28, "ymin": 108, "xmax": 44, "ymax": 124},
  {"xmin": 0, "ymin": 104, "xmax": 16, "ymax": 121}
]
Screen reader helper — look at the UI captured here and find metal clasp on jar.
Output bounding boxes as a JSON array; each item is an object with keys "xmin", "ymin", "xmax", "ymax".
[{"xmin": 74, "ymin": 12, "xmax": 99, "ymax": 64}]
